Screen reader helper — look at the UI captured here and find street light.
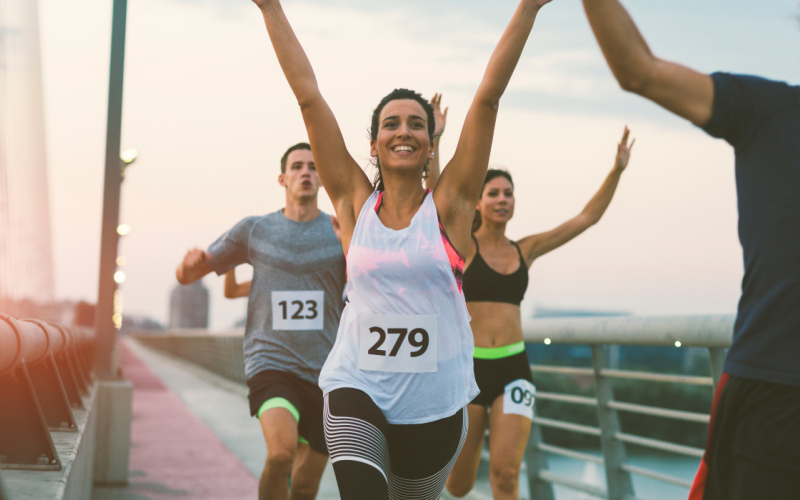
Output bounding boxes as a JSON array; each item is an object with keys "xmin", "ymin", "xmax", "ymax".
[{"xmin": 120, "ymin": 149, "xmax": 138, "ymax": 181}]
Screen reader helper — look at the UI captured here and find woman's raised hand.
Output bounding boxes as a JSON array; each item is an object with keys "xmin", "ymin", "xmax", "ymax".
[
  {"xmin": 251, "ymin": 0, "xmax": 270, "ymax": 9},
  {"xmin": 528, "ymin": 0, "xmax": 554, "ymax": 8},
  {"xmin": 431, "ymin": 93, "xmax": 448, "ymax": 138},
  {"xmin": 614, "ymin": 126, "xmax": 635, "ymax": 172}
]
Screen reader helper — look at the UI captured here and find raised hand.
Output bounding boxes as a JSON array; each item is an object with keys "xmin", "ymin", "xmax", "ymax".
[
  {"xmin": 614, "ymin": 126, "xmax": 635, "ymax": 172},
  {"xmin": 529, "ymin": 0, "xmax": 554, "ymax": 8},
  {"xmin": 431, "ymin": 93, "xmax": 448, "ymax": 138},
  {"xmin": 251, "ymin": 0, "xmax": 270, "ymax": 9}
]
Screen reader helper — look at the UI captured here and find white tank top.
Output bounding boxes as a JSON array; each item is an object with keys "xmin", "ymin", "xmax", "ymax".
[{"xmin": 319, "ymin": 190, "xmax": 479, "ymax": 424}]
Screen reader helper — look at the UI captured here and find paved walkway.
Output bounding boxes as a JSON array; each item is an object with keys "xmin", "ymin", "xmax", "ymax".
[
  {"xmin": 93, "ymin": 339, "xmax": 494, "ymax": 500},
  {"xmin": 93, "ymin": 339, "xmax": 261, "ymax": 500}
]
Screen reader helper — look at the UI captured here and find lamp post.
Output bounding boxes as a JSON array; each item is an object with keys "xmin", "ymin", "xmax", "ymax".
[{"xmin": 95, "ymin": 0, "xmax": 129, "ymax": 379}]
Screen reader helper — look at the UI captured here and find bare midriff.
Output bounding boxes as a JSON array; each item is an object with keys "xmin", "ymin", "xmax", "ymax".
[{"xmin": 467, "ymin": 301, "xmax": 523, "ymax": 348}]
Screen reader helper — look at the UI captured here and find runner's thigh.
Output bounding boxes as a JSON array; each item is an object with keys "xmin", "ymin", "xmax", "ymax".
[
  {"xmin": 488, "ymin": 395, "xmax": 531, "ymax": 474},
  {"xmin": 386, "ymin": 407, "xmax": 468, "ymax": 500}
]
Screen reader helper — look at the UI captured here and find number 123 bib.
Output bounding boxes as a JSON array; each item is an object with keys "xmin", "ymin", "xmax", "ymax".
[
  {"xmin": 271, "ymin": 291, "xmax": 324, "ymax": 330},
  {"xmin": 358, "ymin": 314, "xmax": 437, "ymax": 373}
]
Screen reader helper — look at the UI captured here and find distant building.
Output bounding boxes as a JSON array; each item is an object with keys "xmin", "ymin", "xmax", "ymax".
[
  {"xmin": 169, "ymin": 281, "xmax": 209, "ymax": 328},
  {"xmin": 0, "ymin": 0, "xmax": 56, "ymax": 318}
]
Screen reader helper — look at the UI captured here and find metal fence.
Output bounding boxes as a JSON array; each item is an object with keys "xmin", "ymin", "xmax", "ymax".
[
  {"xmin": 521, "ymin": 315, "xmax": 732, "ymax": 500},
  {"xmin": 0, "ymin": 315, "xmax": 96, "ymax": 471},
  {"xmin": 135, "ymin": 315, "xmax": 734, "ymax": 500}
]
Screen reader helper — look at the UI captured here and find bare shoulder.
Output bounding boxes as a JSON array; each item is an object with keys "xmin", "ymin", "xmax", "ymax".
[{"xmin": 514, "ymin": 234, "xmax": 541, "ymax": 266}]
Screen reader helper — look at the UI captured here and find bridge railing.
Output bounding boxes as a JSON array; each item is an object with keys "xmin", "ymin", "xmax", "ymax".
[
  {"xmin": 521, "ymin": 315, "xmax": 732, "ymax": 500},
  {"xmin": 134, "ymin": 315, "xmax": 734, "ymax": 500},
  {"xmin": 0, "ymin": 314, "xmax": 96, "ymax": 471}
]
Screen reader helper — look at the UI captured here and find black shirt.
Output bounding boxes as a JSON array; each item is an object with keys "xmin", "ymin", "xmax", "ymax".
[{"xmin": 702, "ymin": 72, "xmax": 800, "ymax": 387}]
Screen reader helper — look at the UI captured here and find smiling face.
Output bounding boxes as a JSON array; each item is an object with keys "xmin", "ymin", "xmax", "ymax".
[
  {"xmin": 477, "ymin": 176, "xmax": 515, "ymax": 225},
  {"xmin": 278, "ymin": 149, "xmax": 321, "ymax": 200},
  {"xmin": 370, "ymin": 99, "xmax": 434, "ymax": 179}
]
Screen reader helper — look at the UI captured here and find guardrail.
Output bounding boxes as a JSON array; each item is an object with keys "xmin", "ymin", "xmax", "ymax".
[
  {"xmin": 135, "ymin": 315, "xmax": 734, "ymax": 500},
  {"xmin": 521, "ymin": 315, "xmax": 732, "ymax": 500},
  {"xmin": 0, "ymin": 314, "xmax": 95, "ymax": 471}
]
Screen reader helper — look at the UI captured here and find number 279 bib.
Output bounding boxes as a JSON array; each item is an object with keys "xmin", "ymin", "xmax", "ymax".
[{"xmin": 358, "ymin": 314, "xmax": 437, "ymax": 373}]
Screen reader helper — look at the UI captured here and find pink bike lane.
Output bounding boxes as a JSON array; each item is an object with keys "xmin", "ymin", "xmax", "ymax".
[{"xmin": 93, "ymin": 341, "xmax": 259, "ymax": 500}]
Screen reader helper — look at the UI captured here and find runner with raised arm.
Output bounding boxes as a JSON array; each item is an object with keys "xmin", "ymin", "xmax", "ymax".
[
  {"xmin": 250, "ymin": 0, "xmax": 554, "ymax": 498},
  {"xmin": 446, "ymin": 128, "xmax": 633, "ymax": 499},
  {"xmin": 175, "ymin": 142, "xmax": 346, "ymax": 500},
  {"xmin": 582, "ymin": 1, "xmax": 800, "ymax": 498}
]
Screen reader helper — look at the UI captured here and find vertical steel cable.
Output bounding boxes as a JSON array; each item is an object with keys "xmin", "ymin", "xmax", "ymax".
[{"xmin": 0, "ymin": 0, "xmax": 55, "ymax": 316}]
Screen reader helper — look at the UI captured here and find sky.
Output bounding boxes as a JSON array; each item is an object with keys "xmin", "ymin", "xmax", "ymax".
[{"xmin": 37, "ymin": 0, "xmax": 800, "ymax": 329}]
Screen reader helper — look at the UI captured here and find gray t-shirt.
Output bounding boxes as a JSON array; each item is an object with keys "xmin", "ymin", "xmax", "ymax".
[{"xmin": 207, "ymin": 210, "xmax": 346, "ymax": 384}]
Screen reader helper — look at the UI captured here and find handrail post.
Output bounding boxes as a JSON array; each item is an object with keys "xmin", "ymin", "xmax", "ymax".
[
  {"xmin": 525, "ymin": 420, "xmax": 555, "ymax": 500},
  {"xmin": 707, "ymin": 347, "xmax": 726, "ymax": 392},
  {"xmin": 591, "ymin": 345, "xmax": 635, "ymax": 500}
]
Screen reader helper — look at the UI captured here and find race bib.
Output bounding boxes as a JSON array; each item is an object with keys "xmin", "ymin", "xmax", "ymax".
[
  {"xmin": 271, "ymin": 291, "xmax": 324, "ymax": 331},
  {"xmin": 503, "ymin": 379, "xmax": 536, "ymax": 420},
  {"xmin": 358, "ymin": 314, "xmax": 437, "ymax": 373}
]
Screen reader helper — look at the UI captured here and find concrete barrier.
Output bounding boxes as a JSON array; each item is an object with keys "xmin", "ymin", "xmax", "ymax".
[
  {"xmin": 93, "ymin": 381, "xmax": 133, "ymax": 485},
  {"xmin": 2, "ymin": 385, "xmax": 98, "ymax": 500}
]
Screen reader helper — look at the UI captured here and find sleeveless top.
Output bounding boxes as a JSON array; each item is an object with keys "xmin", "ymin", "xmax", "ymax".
[
  {"xmin": 318, "ymin": 190, "xmax": 479, "ymax": 424},
  {"xmin": 462, "ymin": 235, "xmax": 529, "ymax": 305}
]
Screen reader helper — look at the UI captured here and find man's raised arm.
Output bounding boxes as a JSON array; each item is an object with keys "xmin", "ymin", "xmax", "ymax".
[{"xmin": 582, "ymin": 0, "xmax": 714, "ymax": 127}]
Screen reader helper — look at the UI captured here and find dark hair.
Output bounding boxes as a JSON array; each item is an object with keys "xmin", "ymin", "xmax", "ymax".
[
  {"xmin": 369, "ymin": 89, "xmax": 435, "ymax": 191},
  {"xmin": 472, "ymin": 169, "xmax": 514, "ymax": 232},
  {"xmin": 280, "ymin": 142, "xmax": 312, "ymax": 173}
]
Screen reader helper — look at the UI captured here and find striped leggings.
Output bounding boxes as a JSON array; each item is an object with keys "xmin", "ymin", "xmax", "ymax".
[{"xmin": 324, "ymin": 388, "xmax": 467, "ymax": 500}]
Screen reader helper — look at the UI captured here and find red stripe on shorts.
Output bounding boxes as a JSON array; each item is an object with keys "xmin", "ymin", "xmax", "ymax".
[{"xmin": 688, "ymin": 372, "xmax": 731, "ymax": 500}]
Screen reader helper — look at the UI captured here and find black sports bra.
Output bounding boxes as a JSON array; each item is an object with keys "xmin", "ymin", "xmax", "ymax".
[{"xmin": 462, "ymin": 235, "xmax": 529, "ymax": 305}]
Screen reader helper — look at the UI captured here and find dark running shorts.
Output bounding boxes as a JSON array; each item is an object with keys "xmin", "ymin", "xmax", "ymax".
[
  {"xmin": 690, "ymin": 374, "xmax": 800, "ymax": 500},
  {"xmin": 470, "ymin": 351, "xmax": 534, "ymax": 407},
  {"xmin": 246, "ymin": 370, "xmax": 328, "ymax": 456}
]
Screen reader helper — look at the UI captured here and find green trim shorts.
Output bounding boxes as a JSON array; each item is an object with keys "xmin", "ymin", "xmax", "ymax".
[
  {"xmin": 470, "ymin": 344, "xmax": 534, "ymax": 408},
  {"xmin": 247, "ymin": 370, "xmax": 328, "ymax": 455}
]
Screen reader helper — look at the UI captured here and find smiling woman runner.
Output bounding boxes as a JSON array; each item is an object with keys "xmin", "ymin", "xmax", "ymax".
[
  {"xmin": 440, "ymin": 128, "xmax": 634, "ymax": 499},
  {"xmin": 249, "ymin": 0, "xmax": 555, "ymax": 498}
]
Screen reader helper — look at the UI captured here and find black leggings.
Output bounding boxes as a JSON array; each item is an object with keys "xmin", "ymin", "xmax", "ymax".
[{"xmin": 324, "ymin": 388, "xmax": 467, "ymax": 500}]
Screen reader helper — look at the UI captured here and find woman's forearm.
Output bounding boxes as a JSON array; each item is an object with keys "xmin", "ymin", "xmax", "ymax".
[
  {"xmin": 257, "ymin": 1, "xmax": 321, "ymax": 107},
  {"xmin": 475, "ymin": 0, "xmax": 545, "ymax": 107},
  {"xmin": 582, "ymin": 166, "xmax": 623, "ymax": 224}
]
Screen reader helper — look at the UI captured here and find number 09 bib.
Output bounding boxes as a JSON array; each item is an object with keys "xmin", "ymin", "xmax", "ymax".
[
  {"xmin": 358, "ymin": 314, "xmax": 437, "ymax": 373},
  {"xmin": 271, "ymin": 291, "xmax": 324, "ymax": 331},
  {"xmin": 503, "ymin": 379, "xmax": 536, "ymax": 420}
]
